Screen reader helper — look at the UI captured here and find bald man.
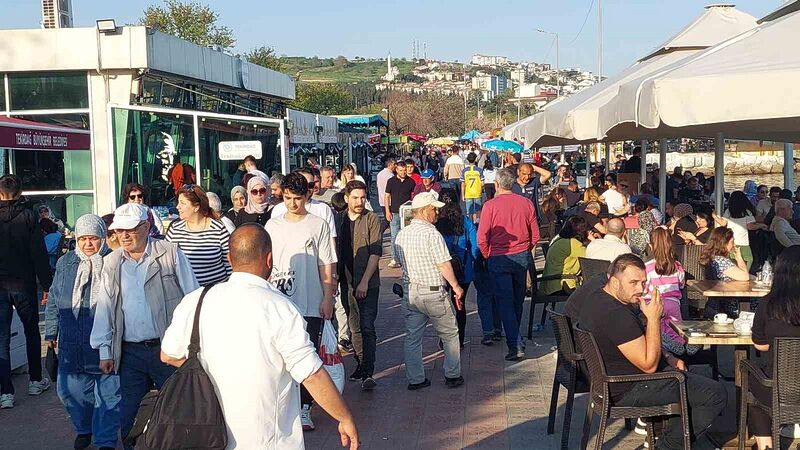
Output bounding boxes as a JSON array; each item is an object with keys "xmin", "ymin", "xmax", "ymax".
[
  {"xmin": 585, "ymin": 218, "xmax": 633, "ymax": 261},
  {"xmin": 510, "ymin": 162, "xmax": 551, "ymax": 220},
  {"xmin": 161, "ymin": 225, "xmax": 359, "ymax": 449}
]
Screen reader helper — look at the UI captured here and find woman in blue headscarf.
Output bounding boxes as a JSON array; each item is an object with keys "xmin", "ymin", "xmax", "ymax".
[
  {"xmin": 743, "ymin": 180, "xmax": 758, "ymax": 207},
  {"xmin": 44, "ymin": 214, "xmax": 120, "ymax": 450}
]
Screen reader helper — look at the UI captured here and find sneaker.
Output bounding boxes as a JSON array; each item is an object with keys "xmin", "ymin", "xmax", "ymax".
[
  {"xmin": 387, "ymin": 260, "xmax": 401, "ymax": 268},
  {"xmin": 445, "ymin": 376, "xmax": 464, "ymax": 388},
  {"xmin": 361, "ymin": 376, "xmax": 377, "ymax": 391},
  {"xmin": 28, "ymin": 378, "xmax": 51, "ymax": 396},
  {"xmin": 634, "ymin": 418, "xmax": 647, "ymax": 436},
  {"xmin": 492, "ymin": 329, "xmax": 503, "ymax": 341},
  {"xmin": 505, "ymin": 349, "xmax": 521, "ymax": 361},
  {"xmin": 0, "ymin": 393, "xmax": 14, "ymax": 409},
  {"xmin": 407, "ymin": 379, "xmax": 431, "ymax": 391},
  {"xmin": 74, "ymin": 433, "xmax": 92, "ymax": 450},
  {"xmin": 338, "ymin": 339, "xmax": 354, "ymax": 353},
  {"xmin": 300, "ymin": 405, "xmax": 315, "ymax": 431},
  {"xmin": 481, "ymin": 334, "xmax": 494, "ymax": 346},
  {"xmin": 349, "ymin": 366, "xmax": 364, "ymax": 382}
]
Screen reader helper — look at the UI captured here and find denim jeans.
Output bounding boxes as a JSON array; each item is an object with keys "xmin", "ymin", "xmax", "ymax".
[
  {"xmin": 346, "ymin": 287, "xmax": 379, "ymax": 377},
  {"xmin": 0, "ymin": 283, "xmax": 43, "ymax": 394},
  {"xmin": 389, "ymin": 214, "xmax": 402, "ymax": 262},
  {"xmin": 474, "ymin": 266, "xmax": 502, "ymax": 335},
  {"xmin": 403, "ymin": 283, "xmax": 461, "ymax": 384},
  {"xmin": 57, "ymin": 370, "xmax": 121, "ymax": 448},
  {"xmin": 119, "ymin": 342, "xmax": 176, "ymax": 447},
  {"xmin": 615, "ymin": 370, "xmax": 727, "ymax": 449},
  {"xmin": 488, "ymin": 251, "xmax": 530, "ymax": 351}
]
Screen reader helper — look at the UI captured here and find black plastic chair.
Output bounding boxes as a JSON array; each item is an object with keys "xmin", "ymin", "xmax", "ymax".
[
  {"xmin": 547, "ymin": 307, "xmax": 589, "ymax": 450},
  {"xmin": 578, "ymin": 257, "xmax": 609, "ymax": 280},
  {"xmin": 573, "ymin": 325, "xmax": 691, "ymax": 450},
  {"xmin": 527, "ymin": 270, "xmax": 578, "ymax": 338},
  {"xmin": 739, "ymin": 337, "xmax": 800, "ymax": 450}
]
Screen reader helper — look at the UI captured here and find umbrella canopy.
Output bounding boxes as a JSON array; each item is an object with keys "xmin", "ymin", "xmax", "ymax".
[
  {"xmin": 503, "ymin": 4, "xmax": 756, "ymax": 147},
  {"xmin": 599, "ymin": 5, "xmax": 800, "ymax": 142},
  {"xmin": 425, "ymin": 137, "xmax": 457, "ymax": 145},
  {"xmin": 482, "ymin": 139, "xmax": 524, "ymax": 153},
  {"xmin": 460, "ymin": 130, "xmax": 482, "ymax": 140}
]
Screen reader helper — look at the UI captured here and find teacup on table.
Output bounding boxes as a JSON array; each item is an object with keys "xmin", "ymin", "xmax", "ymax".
[{"xmin": 713, "ymin": 313, "xmax": 733, "ymax": 325}]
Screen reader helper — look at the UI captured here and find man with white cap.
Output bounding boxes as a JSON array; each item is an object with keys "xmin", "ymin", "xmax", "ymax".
[
  {"xmin": 395, "ymin": 192, "xmax": 464, "ymax": 390},
  {"xmin": 90, "ymin": 203, "xmax": 199, "ymax": 449}
]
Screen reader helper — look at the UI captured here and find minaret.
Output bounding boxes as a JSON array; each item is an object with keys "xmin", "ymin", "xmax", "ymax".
[{"xmin": 386, "ymin": 52, "xmax": 395, "ymax": 82}]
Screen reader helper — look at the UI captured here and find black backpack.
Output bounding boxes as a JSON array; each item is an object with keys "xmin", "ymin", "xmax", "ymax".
[{"xmin": 125, "ymin": 284, "xmax": 227, "ymax": 450}]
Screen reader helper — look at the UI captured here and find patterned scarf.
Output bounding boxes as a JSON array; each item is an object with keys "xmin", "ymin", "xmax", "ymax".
[{"xmin": 71, "ymin": 215, "xmax": 107, "ymax": 319}]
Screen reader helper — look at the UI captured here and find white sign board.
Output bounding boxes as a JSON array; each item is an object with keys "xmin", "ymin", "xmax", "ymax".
[{"xmin": 218, "ymin": 141, "xmax": 263, "ymax": 160}]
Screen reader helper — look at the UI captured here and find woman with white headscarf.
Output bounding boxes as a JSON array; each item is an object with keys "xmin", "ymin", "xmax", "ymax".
[
  {"xmin": 44, "ymin": 214, "xmax": 120, "ymax": 450},
  {"xmin": 224, "ymin": 185, "xmax": 247, "ymax": 226},
  {"xmin": 233, "ymin": 175, "xmax": 271, "ymax": 227}
]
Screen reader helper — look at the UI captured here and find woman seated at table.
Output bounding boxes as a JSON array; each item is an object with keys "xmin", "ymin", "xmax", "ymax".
[
  {"xmin": 538, "ymin": 196, "xmax": 560, "ymax": 242},
  {"xmin": 626, "ymin": 198, "xmax": 657, "ymax": 256},
  {"xmin": 540, "ymin": 216, "xmax": 589, "ymax": 295},
  {"xmin": 644, "ymin": 227, "xmax": 700, "ymax": 356},
  {"xmin": 701, "ymin": 227, "xmax": 750, "ymax": 318},
  {"xmin": 748, "ymin": 246, "xmax": 800, "ymax": 450},
  {"xmin": 712, "ymin": 191, "xmax": 768, "ymax": 270},
  {"xmin": 677, "ymin": 210, "xmax": 714, "ymax": 245}
]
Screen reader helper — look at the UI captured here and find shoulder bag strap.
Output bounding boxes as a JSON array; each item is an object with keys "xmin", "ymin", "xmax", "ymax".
[{"xmin": 187, "ymin": 283, "xmax": 215, "ymax": 358}]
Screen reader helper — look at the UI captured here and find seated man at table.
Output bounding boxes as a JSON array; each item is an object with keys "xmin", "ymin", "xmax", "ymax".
[{"xmin": 577, "ymin": 254, "xmax": 727, "ymax": 450}]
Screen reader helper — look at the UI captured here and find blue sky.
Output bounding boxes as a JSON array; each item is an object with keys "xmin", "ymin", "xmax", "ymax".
[{"xmin": 1, "ymin": 0, "xmax": 778, "ymax": 75}]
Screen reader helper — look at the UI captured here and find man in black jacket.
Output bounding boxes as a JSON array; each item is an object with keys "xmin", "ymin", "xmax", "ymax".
[{"xmin": 0, "ymin": 174, "xmax": 53, "ymax": 408}]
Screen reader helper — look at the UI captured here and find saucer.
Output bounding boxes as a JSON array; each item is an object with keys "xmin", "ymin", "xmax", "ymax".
[{"xmin": 713, "ymin": 318, "xmax": 734, "ymax": 326}]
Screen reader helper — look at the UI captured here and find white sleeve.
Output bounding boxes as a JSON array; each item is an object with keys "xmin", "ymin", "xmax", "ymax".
[
  {"xmin": 275, "ymin": 306, "xmax": 323, "ymax": 384},
  {"xmin": 323, "ymin": 206, "xmax": 337, "ymax": 238},
  {"xmin": 161, "ymin": 292, "xmax": 200, "ymax": 360},
  {"xmin": 90, "ymin": 275, "xmax": 115, "ymax": 359},
  {"xmin": 317, "ymin": 221, "xmax": 338, "ymax": 265}
]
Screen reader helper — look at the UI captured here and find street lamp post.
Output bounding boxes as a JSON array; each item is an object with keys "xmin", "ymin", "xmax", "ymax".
[
  {"xmin": 382, "ymin": 107, "xmax": 390, "ymax": 154},
  {"xmin": 537, "ymin": 29, "xmax": 560, "ymax": 97}
]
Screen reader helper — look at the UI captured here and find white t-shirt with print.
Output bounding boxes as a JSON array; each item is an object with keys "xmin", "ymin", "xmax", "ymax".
[
  {"xmin": 723, "ymin": 210, "xmax": 754, "ymax": 246},
  {"xmin": 265, "ymin": 213, "xmax": 337, "ymax": 318}
]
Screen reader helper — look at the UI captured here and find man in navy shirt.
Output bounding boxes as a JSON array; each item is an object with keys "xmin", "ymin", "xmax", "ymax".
[{"xmin": 510, "ymin": 163, "xmax": 552, "ymax": 220}]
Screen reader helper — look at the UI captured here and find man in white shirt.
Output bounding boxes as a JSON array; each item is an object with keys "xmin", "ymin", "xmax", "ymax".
[
  {"xmin": 599, "ymin": 174, "xmax": 629, "ymax": 216},
  {"xmin": 161, "ymin": 225, "xmax": 358, "ymax": 450},
  {"xmin": 585, "ymin": 218, "xmax": 633, "ymax": 262},
  {"xmin": 270, "ymin": 169, "xmax": 337, "ymax": 240},
  {"xmin": 265, "ymin": 173, "xmax": 337, "ymax": 431},
  {"xmin": 771, "ymin": 199, "xmax": 800, "ymax": 248},
  {"xmin": 443, "ymin": 148, "xmax": 465, "ymax": 196},
  {"xmin": 376, "ymin": 158, "xmax": 396, "ymax": 212}
]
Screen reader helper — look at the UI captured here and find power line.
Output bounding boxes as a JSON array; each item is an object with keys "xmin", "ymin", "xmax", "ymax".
[{"xmin": 567, "ymin": 0, "xmax": 596, "ymax": 46}]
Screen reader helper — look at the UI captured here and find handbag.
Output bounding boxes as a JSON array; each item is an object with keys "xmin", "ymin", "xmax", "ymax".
[{"xmin": 45, "ymin": 347, "xmax": 58, "ymax": 382}]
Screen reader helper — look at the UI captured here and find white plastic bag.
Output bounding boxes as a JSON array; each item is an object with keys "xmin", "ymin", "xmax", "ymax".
[{"xmin": 319, "ymin": 320, "xmax": 345, "ymax": 393}]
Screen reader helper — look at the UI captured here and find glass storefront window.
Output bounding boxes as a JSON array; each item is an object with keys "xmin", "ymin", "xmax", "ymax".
[
  {"xmin": 198, "ymin": 116, "xmax": 280, "ymax": 207},
  {"xmin": 9, "ymin": 72, "xmax": 89, "ymax": 111},
  {"xmin": 111, "ymin": 108, "xmax": 195, "ymax": 208},
  {"xmin": 5, "ymin": 114, "xmax": 92, "ymax": 191},
  {"xmin": 26, "ymin": 193, "xmax": 94, "ymax": 230},
  {"xmin": 0, "ymin": 75, "xmax": 5, "ymax": 111}
]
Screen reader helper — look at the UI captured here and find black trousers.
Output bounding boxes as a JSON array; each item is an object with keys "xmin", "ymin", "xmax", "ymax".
[
  {"xmin": 0, "ymin": 283, "xmax": 42, "ymax": 394},
  {"xmin": 748, "ymin": 371, "xmax": 773, "ymax": 437},
  {"xmin": 449, "ymin": 283, "xmax": 470, "ymax": 346},
  {"xmin": 615, "ymin": 370, "xmax": 727, "ymax": 449},
  {"xmin": 300, "ymin": 316, "xmax": 323, "ymax": 407}
]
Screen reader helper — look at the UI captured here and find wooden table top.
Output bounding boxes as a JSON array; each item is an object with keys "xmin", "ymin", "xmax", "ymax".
[
  {"xmin": 686, "ymin": 280, "xmax": 770, "ymax": 298},
  {"xmin": 671, "ymin": 320, "xmax": 754, "ymax": 346}
]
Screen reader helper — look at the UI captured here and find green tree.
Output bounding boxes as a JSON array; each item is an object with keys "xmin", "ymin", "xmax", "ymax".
[
  {"xmin": 244, "ymin": 46, "xmax": 284, "ymax": 72},
  {"xmin": 140, "ymin": 0, "xmax": 235, "ymax": 49},
  {"xmin": 292, "ymin": 83, "xmax": 353, "ymax": 115}
]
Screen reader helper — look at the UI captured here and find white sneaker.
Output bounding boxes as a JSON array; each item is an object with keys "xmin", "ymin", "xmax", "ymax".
[
  {"xmin": 387, "ymin": 260, "xmax": 401, "ymax": 268},
  {"xmin": 0, "ymin": 393, "xmax": 14, "ymax": 409},
  {"xmin": 28, "ymin": 378, "xmax": 51, "ymax": 396},
  {"xmin": 300, "ymin": 405, "xmax": 315, "ymax": 431}
]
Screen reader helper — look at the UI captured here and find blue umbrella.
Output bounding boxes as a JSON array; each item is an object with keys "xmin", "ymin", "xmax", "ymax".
[
  {"xmin": 460, "ymin": 129, "xmax": 482, "ymax": 140},
  {"xmin": 482, "ymin": 139, "xmax": 524, "ymax": 153}
]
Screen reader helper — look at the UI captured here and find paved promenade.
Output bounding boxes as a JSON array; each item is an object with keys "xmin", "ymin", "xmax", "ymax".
[{"xmin": 0, "ymin": 241, "xmax": 750, "ymax": 450}]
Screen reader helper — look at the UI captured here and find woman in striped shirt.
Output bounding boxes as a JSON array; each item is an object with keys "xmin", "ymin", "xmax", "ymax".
[
  {"xmin": 643, "ymin": 227, "xmax": 699, "ymax": 356},
  {"xmin": 166, "ymin": 185, "xmax": 231, "ymax": 286}
]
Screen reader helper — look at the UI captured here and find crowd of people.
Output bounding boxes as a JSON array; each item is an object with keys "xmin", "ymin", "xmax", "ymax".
[{"xmin": 3, "ymin": 138, "xmax": 800, "ymax": 449}]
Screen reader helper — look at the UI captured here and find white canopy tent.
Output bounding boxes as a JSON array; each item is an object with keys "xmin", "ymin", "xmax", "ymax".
[
  {"xmin": 598, "ymin": 3, "xmax": 800, "ymax": 210},
  {"xmin": 502, "ymin": 4, "xmax": 756, "ymax": 148}
]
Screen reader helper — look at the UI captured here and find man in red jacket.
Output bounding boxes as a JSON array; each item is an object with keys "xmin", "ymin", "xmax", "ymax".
[{"xmin": 477, "ymin": 168, "xmax": 540, "ymax": 361}]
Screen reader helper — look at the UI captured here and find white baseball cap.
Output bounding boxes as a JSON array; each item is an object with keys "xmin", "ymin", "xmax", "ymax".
[
  {"xmin": 411, "ymin": 191, "xmax": 445, "ymax": 210},
  {"xmin": 109, "ymin": 203, "xmax": 149, "ymax": 230}
]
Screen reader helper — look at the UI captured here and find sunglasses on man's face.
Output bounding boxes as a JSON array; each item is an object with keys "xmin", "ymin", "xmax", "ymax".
[
  {"xmin": 128, "ymin": 194, "xmax": 144, "ymax": 200},
  {"xmin": 250, "ymin": 188, "xmax": 267, "ymax": 196}
]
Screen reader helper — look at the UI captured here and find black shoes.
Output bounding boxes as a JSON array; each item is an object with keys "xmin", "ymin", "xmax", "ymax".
[
  {"xmin": 349, "ymin": 366, "xmax": 363, "ymax": 381},
  {"xmin": 74, "ymin": 434, "xmax": 92, "ymax": 450},
  {"xmin": 492, "ymin": 329, "xmax": 503, "ymax": 341},
  {"xmin": 407, "ymin": 379, "xmax": 431, "ymax": 391},
  {"xmin": 481, "ymin": 334, "xmax": 494, "ymax": 346},
  {"xmin": 338, "ymin": 339, "xmax": 354, "ymax": 353},
  {"xmin": 361, "ymin": 376, "xmax": 377, "ymax": 391},
  {"xmin": 445, "ymin": 376, "xmax": 464, "ymax": 388},
  {"xmin": 505, "ymin": 348, "xmax": 526, "ymax": 361}
]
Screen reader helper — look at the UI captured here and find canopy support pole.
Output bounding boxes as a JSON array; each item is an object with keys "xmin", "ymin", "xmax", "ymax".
[
  {"xmin": 586, "ymin": 144, "xmax": 591, "ymax": 188},
  {"xmin": 640, "ymin": 140, "xmax": 647, "ymax": 188},
  {"xmin": 715, "ymin": 133, "xmax": 725, "ymax": 215},
  {"xmin": 560, "ymin": 145, "xmax": 565, "ymax": 164},
  {"xmin": 604, "ymin": 142, "xmax": 610, "ymax": 173},
  {"xmin": 659, "ymin": 138, "xmax": 667, "ymax": 214},
  {"xmin": 784, "ymin": 143, "xmax": 795, "ymax": 192}
]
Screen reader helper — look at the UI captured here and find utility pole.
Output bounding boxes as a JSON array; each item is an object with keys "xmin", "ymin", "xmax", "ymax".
[
  {"xmin": 537, "ymin": 29, "xmax": 560, "ymax": 96},
  {"xmin": 598, "ymin": 0, "xmax": 603, "ymax": 82},
  {"xmin": 463, "ymin": 64, "xmax": 468, "ymax": 132}
]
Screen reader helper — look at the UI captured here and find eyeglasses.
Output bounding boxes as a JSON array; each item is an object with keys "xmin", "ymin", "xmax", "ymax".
[
  {"xmin": 250, "ymin": 188, "xmax": 267, "ymax": 196},
  {"xmin": 128, "ymin": 194, "xmax": 144, "ymax": 200}
]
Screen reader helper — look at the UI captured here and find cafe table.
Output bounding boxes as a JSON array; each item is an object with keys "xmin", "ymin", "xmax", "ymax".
[
  {"xmin": 686, "ymin": 279, "xmax": 771, "ymax": 298},
  {"xmin": 671, "ymin": 320, "xmax": 754, "ymax": 448}
]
